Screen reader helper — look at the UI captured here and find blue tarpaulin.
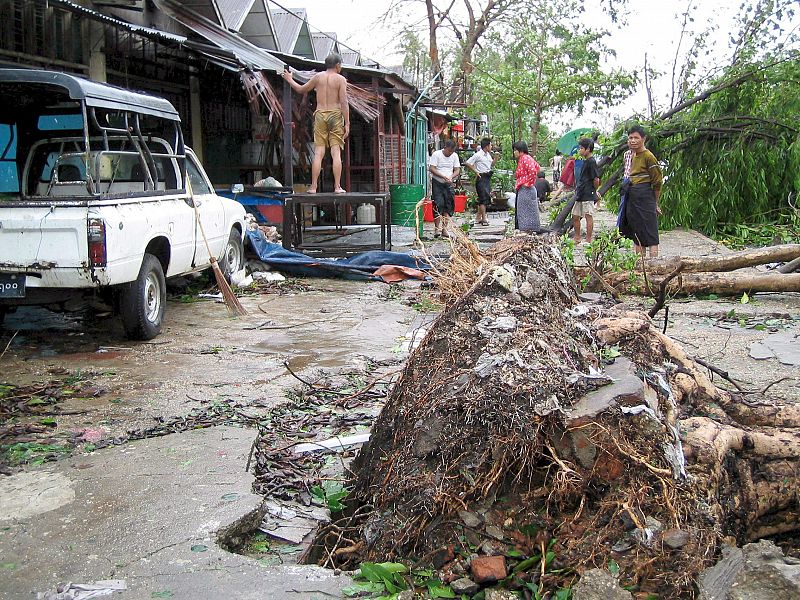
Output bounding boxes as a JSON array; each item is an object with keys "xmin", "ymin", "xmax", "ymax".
[{"xmin": 246, "ymin": 229, "xmax": 431, "ymax": 280}]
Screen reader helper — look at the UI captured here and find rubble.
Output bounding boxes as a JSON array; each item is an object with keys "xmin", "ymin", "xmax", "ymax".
[
  {"xmin": 571, "ymin": 569, "xmax": 632, "ymax": 600},
  {"xmin": 469, "ymin": 555, "xmax": 507, "ymax": 584},
  {"xmin": 699, "ymin": 540, "xmax": 800, "ymax": 600}
]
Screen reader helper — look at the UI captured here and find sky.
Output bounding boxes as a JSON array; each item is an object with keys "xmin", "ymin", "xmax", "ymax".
[{"xmin": 266, "ymin": 0, "xmax": 797, "ymax": 134}]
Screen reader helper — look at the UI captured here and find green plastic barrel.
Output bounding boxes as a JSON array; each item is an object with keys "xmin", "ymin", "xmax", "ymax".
[{"xmin": 389, "ymin": 184, "xmax": 425, "ymax": 237}]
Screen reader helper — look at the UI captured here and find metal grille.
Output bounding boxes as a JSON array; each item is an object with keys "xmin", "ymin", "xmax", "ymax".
[
  {"xmin": 0, "ymin": 0, "xmax": 84, "ymax": 68},
  {"xmin": 379, "ymin": 133, "xmax": 404, "ymax": 192}
]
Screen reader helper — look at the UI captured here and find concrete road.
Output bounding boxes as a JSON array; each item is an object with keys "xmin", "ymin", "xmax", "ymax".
[{"xmin": 0, "ymin": 278, "xmax": 420, "ymax": 599}]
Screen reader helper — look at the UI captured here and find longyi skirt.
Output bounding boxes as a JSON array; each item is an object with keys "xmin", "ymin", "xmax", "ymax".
[
  {"xmin": 621, "ymin": 183, "xmax": 659, "ymax": 247},
  {"xmin": 515, "ymin": 185, "xmax": 540, "ymax": 231}
]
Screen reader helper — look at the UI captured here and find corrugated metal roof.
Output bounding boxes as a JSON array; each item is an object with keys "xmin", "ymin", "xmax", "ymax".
[
  {"xmin": 180, "ymin": 0, "xmax": 224, "ymax": 27},
  {"xmin": 238, "ymin": 0, "xmax": 279, "ymax": 50},
  {"xmin": 311, "ymin": 32, "xmax": 337, "ymax": 61},
  {"xmin": 154, "ymin": 0, "xmax": 285, "ymax": 73},
  {"xmin": 50, "ymin": 0, "xmax": 187, "ymax": 44},
  {"xmin": 269, "ymin": 8, "xmax": 306, "ymax": 55},
  {"xmin": 215, "ymin": 0, "xmax": 256, "ymax": 31},
  {"xmin": 341, "ymin": 49, "xmax": 361, "ymax": 66}
]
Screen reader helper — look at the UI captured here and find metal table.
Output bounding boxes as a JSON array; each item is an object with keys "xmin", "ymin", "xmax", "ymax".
[{"xmin": 282, "ymin": 192, "xmax": 391, "ymax": 255}]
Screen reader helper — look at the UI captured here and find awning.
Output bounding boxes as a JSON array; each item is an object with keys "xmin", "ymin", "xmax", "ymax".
[
  {"xmin": 50, "ymin": 0, "xmax": 187, "ymax": 45},
  {"xmin": 153, "ymin": 0, "xmax": 286, "ymax": 73}
]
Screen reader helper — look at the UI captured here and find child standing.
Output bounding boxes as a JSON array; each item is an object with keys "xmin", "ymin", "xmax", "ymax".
[{"xmin": 571, "ymin": 138, "xmax": 601, "ymax": 244}]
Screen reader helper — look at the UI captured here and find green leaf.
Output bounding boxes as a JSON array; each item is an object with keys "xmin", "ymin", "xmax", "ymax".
[
  {"xmin": 513, "ymin": 555, "xmax": 541, "ymax": 573},
  {"xmin": 505, "ymin": 549, "xmax": 524, "ymax": 558},
  {"xmin": 740, "ymin": 292, "xmax": 750, "ymax": 304},
  {"xmin": 190, "ymin": 544, "xmax": 208, "ymax": 552},
  {"xmin": 342, "ymin": 581, "xmax": 386, "ymax": 596},
  {"xmin": 555, "ymin": 588, "xmax": 572, "ymax": 600},
  {"xmin": 428, "ymin": 583, "xmax": 456, "ymax": 598},
  {"xmin": 151, "ymin": 592, "xmax": 174, "ymax": 598},
  {"xmin": 39, "ymin": 417, "xmax": 57, "ymax": 426},
  {"xmin": 607, "ymin": 558, "xmax": 620, "ymax": 575}
]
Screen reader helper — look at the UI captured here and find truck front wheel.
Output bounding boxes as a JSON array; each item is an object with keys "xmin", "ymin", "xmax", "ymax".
[
  {"xmin": 120, "ymin": 253, "xmax": 166, "ymax": 340},
  {"xmin": 220, "ymin": 229, "xmax": 245, "ymax": 280}
]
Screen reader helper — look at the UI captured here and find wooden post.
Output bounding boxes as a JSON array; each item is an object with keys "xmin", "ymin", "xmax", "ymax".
[
  {"xmin": 282, "ymin": 78, "xmax": 293, "ymax": 188},
  {"xmin": 373, "ymin": 77, "xmax": 383, "ymax": 192}
]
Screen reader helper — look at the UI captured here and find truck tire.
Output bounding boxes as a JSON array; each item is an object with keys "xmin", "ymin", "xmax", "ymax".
[
  {"xmin": 120, "ymin": 253, "xmax": 166, "ymax": 340},
  {"xmin": 220, "ymin": 229, "xmax": 245, "ymax": 280}
]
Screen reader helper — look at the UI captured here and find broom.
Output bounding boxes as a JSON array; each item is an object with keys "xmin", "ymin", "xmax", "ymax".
[{"xmin": 188, "ymin": 180, "xmax": 247, "ymax": 316}]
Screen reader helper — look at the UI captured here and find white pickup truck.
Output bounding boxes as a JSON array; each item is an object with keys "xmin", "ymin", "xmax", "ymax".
[{"xmin": 0, "ymin": 69, "xmax": 247, "ymax": 339}]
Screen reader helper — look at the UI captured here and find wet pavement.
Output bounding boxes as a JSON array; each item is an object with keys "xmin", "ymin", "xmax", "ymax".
[{"xmin": 0, "ymin": 277, "xmax": 419, "ymax": 598}]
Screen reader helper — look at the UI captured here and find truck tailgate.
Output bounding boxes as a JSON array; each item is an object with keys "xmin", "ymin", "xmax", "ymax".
[{"xmin": 0, "ymin": 206, "xmax": 88, "ymax": 269}]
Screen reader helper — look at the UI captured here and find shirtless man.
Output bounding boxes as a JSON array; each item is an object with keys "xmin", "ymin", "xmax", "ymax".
[{"xmin": 282, "ymin": 53, "xmax": 350, "ymax": 193}]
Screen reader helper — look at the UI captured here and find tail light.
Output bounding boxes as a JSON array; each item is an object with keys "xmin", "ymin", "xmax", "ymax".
[{"xmin": 88, "ymin": 218, "xmax": 107, "ymax": 267}]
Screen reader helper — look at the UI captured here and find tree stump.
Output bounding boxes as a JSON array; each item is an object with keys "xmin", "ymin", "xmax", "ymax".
[{"xmin": 311, "ymin": 235, "xmax": 800, "ymax": 597}]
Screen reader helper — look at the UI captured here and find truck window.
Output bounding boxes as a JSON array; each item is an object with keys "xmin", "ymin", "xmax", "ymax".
[
  {"xmin": 0, "ymin": 123, "xmax": 18, "ymax": 194},
  {"xmin": 186, "ymin": 159, "xmax": 211, "ymax": 195},
  {"xmin": 38, "ymin": 114, "xmax": 83, "ymax": 131}
]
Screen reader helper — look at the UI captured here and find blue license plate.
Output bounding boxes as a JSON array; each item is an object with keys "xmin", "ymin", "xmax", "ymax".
[{"xmin": 0, "ymin": 274, "xmax": 25, "ymax": 298}]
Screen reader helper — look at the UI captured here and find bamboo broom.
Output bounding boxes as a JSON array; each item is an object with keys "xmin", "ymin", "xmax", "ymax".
[{"xmin": 188, "ymin": 179, "xmax": 247, "ymax": 316}]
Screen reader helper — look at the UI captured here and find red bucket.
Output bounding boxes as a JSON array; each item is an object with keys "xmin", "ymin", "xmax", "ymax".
[
  {"xmin": 454, "ymin": 194, "xmax": 467, "ymax": 213},
  {"xmin": 423, "ymin": 200, "xmax": 435, "ymax": 222}
]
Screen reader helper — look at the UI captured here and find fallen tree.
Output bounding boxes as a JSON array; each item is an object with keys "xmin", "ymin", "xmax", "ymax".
[
  {"xmin": 308, "ymin": 233, "xmax": 800, "ymax": 597},
  {"xmin": 575, "ymin": 243, "xmax": 800, "ymax": 296}
]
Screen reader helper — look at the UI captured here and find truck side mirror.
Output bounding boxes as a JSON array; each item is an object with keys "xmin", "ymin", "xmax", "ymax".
[{"xmin": 231, "ymin": 184, "xmax": 244, "ymax": 194}]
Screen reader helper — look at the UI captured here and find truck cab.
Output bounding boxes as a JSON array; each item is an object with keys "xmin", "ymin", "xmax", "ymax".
[{"xmin": 0, "ymin": 69, "xmax": 247, "ymax": 339}]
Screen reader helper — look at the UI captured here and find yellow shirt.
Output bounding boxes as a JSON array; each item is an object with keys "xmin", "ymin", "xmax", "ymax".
[{"xmin": 628, "ymin": 149, "xmax": 663, "ymax": 192}]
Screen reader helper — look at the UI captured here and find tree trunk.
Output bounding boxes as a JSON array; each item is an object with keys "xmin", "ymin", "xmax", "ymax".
[
  {"xmin": 309, "ymin": 235, "xmax": 800, "ymax": 598},
  {"xmin": 576, "ymin": 245, "xmax": 800, "ymax": 296},
  {"xmin": 424, "ymin": 0, "xmax": 444, "ymax": 98},
  {"xmin": 635, "ymin": 244, "xmax": 800, "ymax": 275}
]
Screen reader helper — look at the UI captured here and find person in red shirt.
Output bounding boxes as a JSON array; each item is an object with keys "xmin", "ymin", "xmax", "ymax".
[{"xmin": 513, "ymin": 141, "xmax": 541, "ymax": 231}]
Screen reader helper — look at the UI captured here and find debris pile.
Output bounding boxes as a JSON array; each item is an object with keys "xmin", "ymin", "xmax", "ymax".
[{"xmin": 307, "ymin": 234, "xmax": 800, "ymax": 597}]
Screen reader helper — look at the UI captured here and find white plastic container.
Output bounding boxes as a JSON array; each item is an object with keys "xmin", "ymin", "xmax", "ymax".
[{"xmin": 357, "ymin": 203, "xmax": 376, "ymax": 225}]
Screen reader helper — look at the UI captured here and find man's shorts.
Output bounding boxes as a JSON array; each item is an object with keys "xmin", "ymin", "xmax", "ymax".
[
  {"xmin": 314, "ymin": 110, "xmax": 345, "ymax": 148},
  {"xmin": 431, "ymin": 179, "xmax": 455, "ymax": 217},
  {"xmin": 571, "ymin": 199, "xmax": 596, "ymax": 217},
  {"xmin": 476, "ymin": 173, "xmax": 492, "ymax": 205}
]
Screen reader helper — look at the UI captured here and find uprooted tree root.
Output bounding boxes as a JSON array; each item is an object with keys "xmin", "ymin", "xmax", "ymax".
[{"xmin": 306, "ymin": 234, "xmax": 800, "ymax": 597}]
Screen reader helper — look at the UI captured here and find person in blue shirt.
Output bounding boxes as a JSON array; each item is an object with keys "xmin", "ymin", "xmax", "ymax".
[{"xmin": 571, "ymin": 138, "xmax": 601, "ymax": 244}]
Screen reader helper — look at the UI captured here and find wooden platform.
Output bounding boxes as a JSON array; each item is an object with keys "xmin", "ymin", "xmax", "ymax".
[{"xmin": 282, "ymin": 192, "xmax": 391, "ymax": 255}]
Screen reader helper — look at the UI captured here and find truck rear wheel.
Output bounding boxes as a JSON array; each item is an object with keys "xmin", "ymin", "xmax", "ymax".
[
  {"xmin": 120, "ymin": 253, "xmax": 166, "ymax": 340},
  {"xmin": 220, "ymin": 229, "xmax": 245, "ymax": 280}
]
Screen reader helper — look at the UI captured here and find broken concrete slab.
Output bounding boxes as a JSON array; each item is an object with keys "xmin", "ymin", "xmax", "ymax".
[
  {"xmin": 293, "ymin": 432, "xmax": 372, "ymax": 454},
  {"xmin": 572, "ymin": 568, "xmax": 633, "ymax": 600},
  {"xmin": 699, "ymin": 540, "xmax": 800, "ymax": 600},
  {"xmin": 569, "ymin": 358, "xmax": 644, "ymax": 420},
  {"xmin": 749, "ymin": 329, "xmax": 800, "ymax": 366},
  {"xmin": 0, "ymin": 471, "xmax": 75, "ymax": 521},
  {"xmin": 259, "ymin": 501, "xmax": 330, "ymax": 544},
  {"xmin": 0, "ymin": 426, "xmax": 352, "ymax": 600}
]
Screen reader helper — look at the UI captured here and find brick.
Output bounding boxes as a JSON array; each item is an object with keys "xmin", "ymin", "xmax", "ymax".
[{"xmin": 470, "ymin": 555, "xmax": 507, "ymax": 584}]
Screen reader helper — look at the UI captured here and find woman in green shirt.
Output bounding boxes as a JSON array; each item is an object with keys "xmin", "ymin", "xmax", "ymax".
[{"xmin": 619, "ymin": 125, "xmax": 663, "ymax": 257}]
